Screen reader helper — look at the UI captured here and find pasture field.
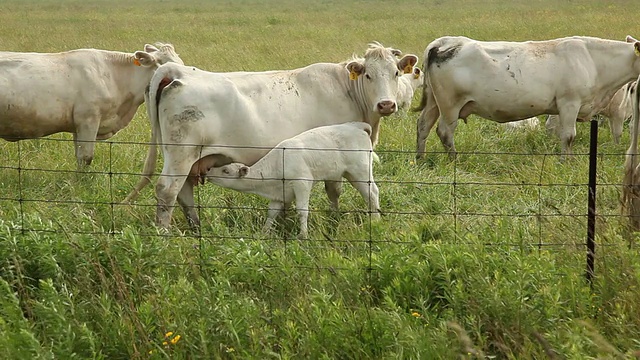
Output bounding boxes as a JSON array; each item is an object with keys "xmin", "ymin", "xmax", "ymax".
[{"xmin": 2, "ymin": 0, "xmax": 640, "ymax": 358}]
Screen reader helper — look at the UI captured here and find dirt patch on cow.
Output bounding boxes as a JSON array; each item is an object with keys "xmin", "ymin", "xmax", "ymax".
[{"xmin": 173, "ymin": 106, "xmax": 204, "ymax": 123}]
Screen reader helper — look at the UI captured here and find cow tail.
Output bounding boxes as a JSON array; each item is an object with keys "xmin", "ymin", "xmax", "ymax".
[
  {"xmin": 123, "ymin": 65, "xmax": 174, "ymax": 203},
  {"xmin": 622, "ymin": 75, "xmax": 640, "ymax": 229}
]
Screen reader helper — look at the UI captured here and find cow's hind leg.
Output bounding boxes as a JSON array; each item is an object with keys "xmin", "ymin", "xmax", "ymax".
[
  {"xmin": 72, "ymin": 111, "xmax": 101, "ymax": 168},
  {"xmin": 556, "ymin": 102, "xmax": 580, "ymax": 159},
  {"xmin": 155, "ymin": 152, "xmax": 198, "ymax": 229},
  {"xmin": 416, "ymin": 87, "xmax": 440, "ymax": 159},
  {"xmin": 436, "ymin": 109, "xmax": 460, "ymax": 160},
  {"xmin": 176, "ymin": 181, "xmax": 200, "ymax": 231},
  {"xmin": 324, "ymin": 180, "xmax": 343, "ymax": 211},
  {"xmin": 293, "ymin": 181, "xmax": 314, "ymax": 239}
]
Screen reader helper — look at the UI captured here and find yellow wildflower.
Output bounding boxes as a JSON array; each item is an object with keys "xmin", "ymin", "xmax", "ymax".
[
  {"xmin": 170, "ymin": 335, "xmax": 181, "ymax": 345},
  {"xmin": 226, "ymin": 347, "xmax": 235, "ymax": 353},
  {"xmin": 411, "ymin": 311, "xmax": 421, "ymax": 318},
  {"xmin": 162, "ymin": 341, "xmax": 168, "ymax": 346},
  {"xmin": 165, "ymin": 331, "xmax": 174, "ymax": 338}
]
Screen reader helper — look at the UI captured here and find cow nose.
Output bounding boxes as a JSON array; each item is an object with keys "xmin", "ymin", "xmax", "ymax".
[{"xmin": 377, "ymin": 100, "xmax": 397, "ymax": 115}]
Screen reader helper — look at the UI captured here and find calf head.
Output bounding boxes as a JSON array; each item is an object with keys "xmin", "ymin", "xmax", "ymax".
[
  {"xmin": 133, "ymin": 43, "xmax": 184, "ymax": 68},
  {"xmin": 207, "ymin": 163, "xmax": 250, "ymax": 183},
  {"xmin": 346, "ymin": 42, "xmax": 418, "ymax": 117}
]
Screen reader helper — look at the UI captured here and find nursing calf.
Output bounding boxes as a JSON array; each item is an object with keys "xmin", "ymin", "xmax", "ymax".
[
  {"xmin": 416, "ymin": 35, "xmax": 640, "ymax": 160},
  {"xmin": 206, "ymin": 122, "xmax": 381, "ymax": 239}
]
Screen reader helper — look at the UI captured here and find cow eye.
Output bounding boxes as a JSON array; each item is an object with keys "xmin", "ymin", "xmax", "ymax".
[
  {"xmin": 365, "ymin": 74, "xmax": 371, "ymax": 80},
  {"xmin": 222, "ymin": 168, "xmax": 229, "ymax": 175},
  {"xmin": 395, "ymin": 71, "xmax": 399, "ymax": 77}
]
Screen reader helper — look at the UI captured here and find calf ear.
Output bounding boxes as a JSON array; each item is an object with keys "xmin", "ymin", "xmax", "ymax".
[
  {"xmin": 635, "ymin": 42, "xmax": 640, "ymax": 57},
  {"xmin": 144, "ymin": 44, "xmax": 159, "ymax": 53},
  {"xmin": 346, "ymin": 61, "xmax": 365, "ymax": 80},
  {"xmin": 390, "ymin": 48, "xmax": 402, "ymax": 57},
  {"xmin": 627, "ymin": 35, "xmax": 639, "ymax": 43},
  {"xmin": 398, "ymin": 54, "xmax": 418, "ymax": 74},
  {"xmin": 134, "ymin": 51, "xmax": 157, "ymax": 67},
  {"xmin": 239, "ymin": 166, "xmax": 250, "ymax": 178}
]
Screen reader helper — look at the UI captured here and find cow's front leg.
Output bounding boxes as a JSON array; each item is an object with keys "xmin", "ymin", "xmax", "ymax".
[
  {"xmin": 416, "ymin": 87, "xmax": 440, "ymax": 159},
  {"xmin": 177, "ymin": 181, "xmax": 200, "ymax": 232},
  {"xmin": 73, "ymin": 117, "xmax": 100, "ymax": 168},
  {"xmin": 556, "ymin": 103, "xmax": 580, "ymax": 160}
]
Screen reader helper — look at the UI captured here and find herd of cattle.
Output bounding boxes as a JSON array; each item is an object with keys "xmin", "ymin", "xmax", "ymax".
[{"xmin": 3, "ymin": 35, "xmax": 640, "ymax": 236}]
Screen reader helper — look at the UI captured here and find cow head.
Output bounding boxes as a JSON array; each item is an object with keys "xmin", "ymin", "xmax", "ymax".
[
  {"xmin": 346, "ymin": 42, "xmax": 418, "ymax": 117},
  {"xmin": 134, "ymin": 43, "xmax": 184, "ymax": 68}
]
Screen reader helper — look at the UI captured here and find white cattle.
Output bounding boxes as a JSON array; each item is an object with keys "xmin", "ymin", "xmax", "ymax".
[
  {"xmin": 206, "ymin": 122, "xmax": 381, "ymax": 239},
  {"xmin": 0, "ymin": 43, "xmax": 183, "ymax": 167},
  {"xmin": 622, "ymin": 77, "xmax": 640, "ymax": 230},
  {"xmin": 124, "ymin": 42, "xmax": 417, "ymax": 230},
  {"xmin": 397, "ymin": 67, "xmax": 424, "ymax": 111},
  {"xmin": 415, "ymin": 35, "xmax": 640, "ymax": 160},
  {"xmin": 546, "ymin": 81, "xmax": 636, "ymax": 144}
]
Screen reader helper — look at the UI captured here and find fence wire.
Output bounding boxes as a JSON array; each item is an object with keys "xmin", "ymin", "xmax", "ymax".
[{"xmin": 0, "ymin": 135, "xmax": 633, "ymax": 279}]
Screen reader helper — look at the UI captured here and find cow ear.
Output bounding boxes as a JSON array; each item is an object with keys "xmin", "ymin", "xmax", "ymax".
[
  {"xmin": 144, "ymin": 44, "xmax": 159, "ymax": 53},
  {"xmin": 398, "ymin": 54, "xmax": 418, "ymax": 74},
  {"xmin": 134, "ymin": 51, "xmax": 156, "ymax": 67},
  {"xmin": 627, "ymin": 35, "xmax": 639, "ymax": 43},
  {"xmin": 635, "ymin": 42, "xmax": 640, "ymax": 57},
  {"xmin": 239, "ymin": 166, "xmax": 250, "ymax": 178},
  {"xmin": 346, "ymin": 61, "xmax": 365, "ymax": 80}
]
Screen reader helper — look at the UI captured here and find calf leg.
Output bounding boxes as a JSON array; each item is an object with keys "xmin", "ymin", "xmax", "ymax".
[
  {"xmin": 416, "ymin": 87, "xmax": 440, "ymax": 159},
  {"xmin": 293, "ymin": 181, "xmax": 313, "ymax": 239},
  {"xmin": 324, "ymin": 180, "xmax": 343, "ymax": 211},
  {"xmin": 345, "ymin": 173, "xmax": 381, "ymax": 220},
  {"xmin": 262, "ymin": 201, "xmax": 285, "ymax": 235}
]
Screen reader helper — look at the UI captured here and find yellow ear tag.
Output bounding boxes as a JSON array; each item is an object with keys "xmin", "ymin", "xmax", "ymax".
[
  {"xmin": 635, "ymin": 46, "xmax": 640, "ymax": 57},
  {"xmin": 413, "ymin": 73, "xmax": 420, "ymax": 79},
  {"xmin": 403, "ymin": 64, "xmax": 413, "ymax": 74},
  {"xmin": 349, "ymin": 70, "xmax": 358, "ymax": 80},
  {"xmin": 133, "ymin": 58, "xmax": 141, "ymax": 66}
]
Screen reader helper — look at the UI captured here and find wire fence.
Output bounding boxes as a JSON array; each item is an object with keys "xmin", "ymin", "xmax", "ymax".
[{"xmin": 0, "ymin": 131, "xmax": 632, "ymax": 280}]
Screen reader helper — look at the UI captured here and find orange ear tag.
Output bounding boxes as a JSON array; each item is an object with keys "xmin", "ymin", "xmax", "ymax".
[
  {"xmin": 133, "ymin": 58, "xmax": 141, "ymax": 66},
  {"xmin": 403, "ymin": 64, "xmax": 413, "ymax": 74},
  {"xmin": 349, "ymin": 70, "xmax": 358, "ymax": 80}
]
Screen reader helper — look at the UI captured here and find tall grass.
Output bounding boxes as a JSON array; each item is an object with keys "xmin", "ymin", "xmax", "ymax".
[{"xmin": 1, "ymin": 0, "xmax": 640, "ymax": 358}]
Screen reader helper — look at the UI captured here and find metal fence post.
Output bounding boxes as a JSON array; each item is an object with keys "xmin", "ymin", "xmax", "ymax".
[{"xmin": 586, "ymin": 119, "xmax": 598, "ymax": 286}]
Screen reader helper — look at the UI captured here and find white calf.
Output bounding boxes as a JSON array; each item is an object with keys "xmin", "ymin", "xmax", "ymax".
[
  {"xmin": 397, "ymin": 67, "xmax": 424, "ymax": 112},
  {"xmin": 206, "ymin": 122, "xmax": 381, "ymax": 239}
]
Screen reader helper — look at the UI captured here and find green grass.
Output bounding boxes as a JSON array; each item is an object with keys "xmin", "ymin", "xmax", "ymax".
[{"xmin": 2, "ymin": 0, "xmax": 640, "ymax": 358}]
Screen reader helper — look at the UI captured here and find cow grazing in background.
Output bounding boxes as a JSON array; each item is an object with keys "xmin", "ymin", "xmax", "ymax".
[
  {"xmin": 397, "ymin": 67, "xmax": 424, "ymax": 112},
  {"xmin": 546, "ymin": 81, "xmax": 636, "ymax": 144},
  {"xmin": 206, "ymin": 122, "xmax": 381, "ymax": 239},
  {"xmin": 124, "ymin": 42, "xmax": 417, "ymax": 230},
  {"xmin": 0, "ymin": 43, "xmax": 183, "ymax": 167},
  {"xmin": 622, "ymin": 77, "xmax": 640, "ymax": 230},
  {"xmin": 415, "ymin": 35, "xmax": 640, "ymax": 160},
  {"xmin": 502, "ymin": 117, "xmax": 540, "ymax": 132}
]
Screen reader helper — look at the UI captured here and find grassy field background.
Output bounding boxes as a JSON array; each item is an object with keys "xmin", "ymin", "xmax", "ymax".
[{"xmin": 2, "ymin": 0, "xmax": 640, "ymax": 358}]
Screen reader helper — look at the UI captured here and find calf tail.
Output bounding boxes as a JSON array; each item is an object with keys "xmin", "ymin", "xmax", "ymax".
[
  {"xmin": 123, "ymin": 64, "xmax": 178, "ymax": 203},
  {"xmin": 622, "ymin": 76, "xmax": 640, "ymax": 229}
]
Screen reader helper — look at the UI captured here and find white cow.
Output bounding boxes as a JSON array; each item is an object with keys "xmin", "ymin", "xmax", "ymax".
[
  {"xmin": 397, "ymin": 67, "xmax": 424, "ymax": 112},
  {"xmin": 125, "ymin": 42, "xmax": 417, "ymax": 230},
  {"xmin": 415, "ymin": 35, "xmax": 640, "ymax": 160},
  {"xmin": 502, "ymin": 117, "xmax": 540, "ymax": 132},
  {"xmin": 546, "ymin": 81, "xmax": 636, "ymax": 144},
  {"xmin": 622, "ymin": 77, "xmax": 640, "ymax": 230},
  {"xmin": 0, "ymin": 43, "xmax": 183, "ymax": 167},
  {"xmin": 206, "ymin": 122, "xmax": 381, "ymax": 239}
]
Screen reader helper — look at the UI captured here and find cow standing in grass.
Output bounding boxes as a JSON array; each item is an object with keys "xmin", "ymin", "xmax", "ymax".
[
  {"xmin": 125, "ymin": 42, "xmax": 417, "ymax": 230},
  {"xmin": 415, "ymin": 35, "xmax": 640, "ymax": 160},
  {"xmin": 397, "ymin": 67, "xmax": 424, "ymax": 112},
  {"xmin": 622, "ymin": 77, "xmax": 640, "ymax": 230},
  {"xmin": 206, "ymin": 122, "xmax": 381, "ymax": 239},
  {"xmin": 0, "ymin": 43, "xmax": 183, "ymax": 167}
]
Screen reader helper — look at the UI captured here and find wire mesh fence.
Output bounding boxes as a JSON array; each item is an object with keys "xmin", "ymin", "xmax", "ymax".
[{"xmin": 0, "ymin": 133, "xmax": 632, "ymax": 280}]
